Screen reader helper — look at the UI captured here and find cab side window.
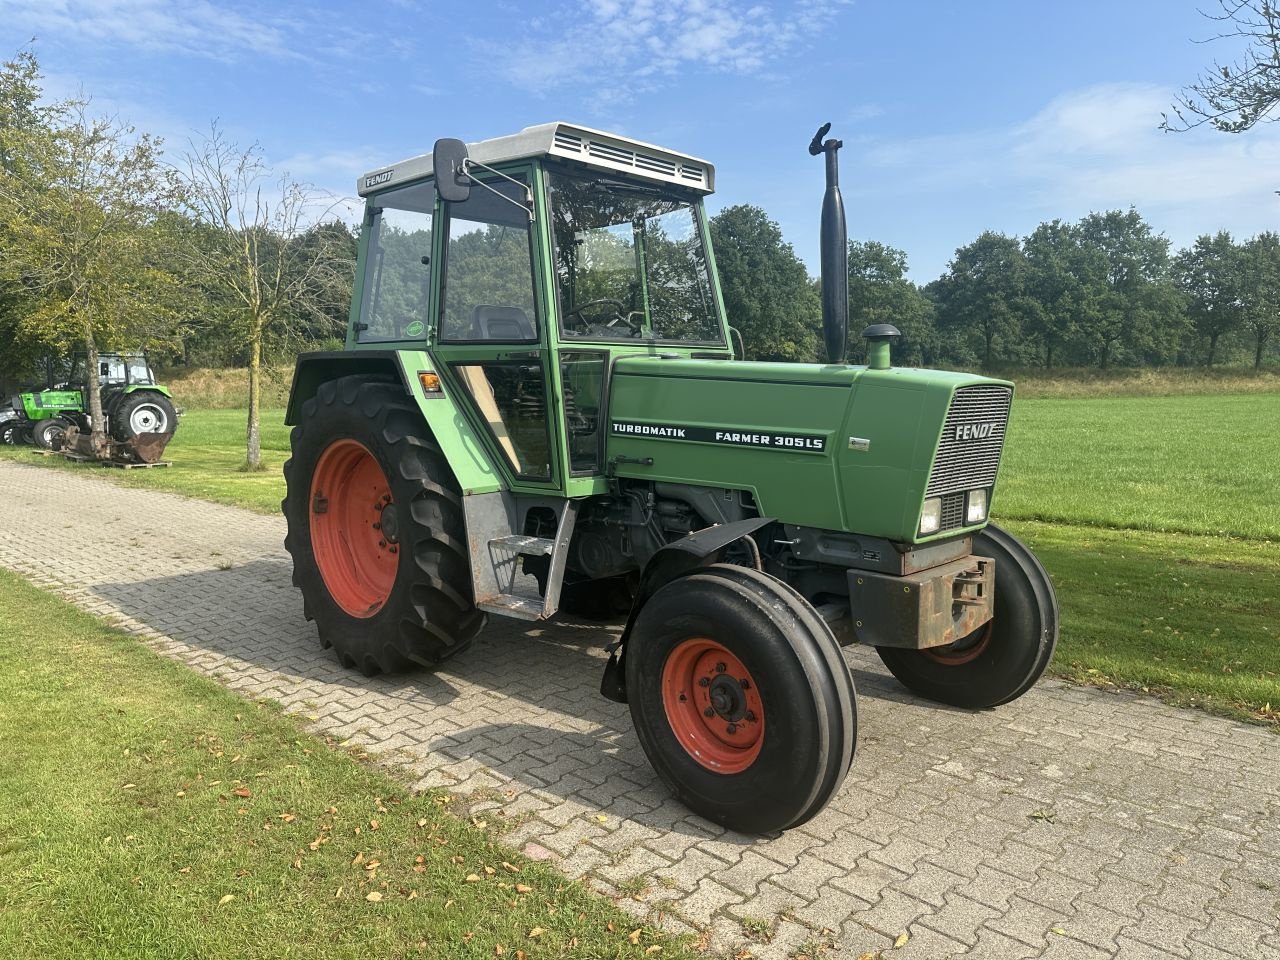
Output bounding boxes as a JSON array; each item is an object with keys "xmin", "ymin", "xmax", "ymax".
[{"xmin": 440, "ymin": 175, "xmax": 538, "ymax": 342}]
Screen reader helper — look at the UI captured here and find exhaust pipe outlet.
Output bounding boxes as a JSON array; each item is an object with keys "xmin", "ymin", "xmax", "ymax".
[
  {"xmin": 809, "ymin": 123, "xmax": 848, "ymax": 365},
  {"xmin": 862, "ymin": 323, "xmax": 901, "ymax": 370}
]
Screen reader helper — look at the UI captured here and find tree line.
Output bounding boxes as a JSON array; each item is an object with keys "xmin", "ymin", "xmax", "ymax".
[{"xmin": 711, "ymin": 204, "xmax": 1280, "ymax": 372}]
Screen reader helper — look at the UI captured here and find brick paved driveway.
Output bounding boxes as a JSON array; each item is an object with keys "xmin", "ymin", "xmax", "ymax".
[{"xmin": 1, "ymin": 460, "xmax": 1277, "ymax": 959}]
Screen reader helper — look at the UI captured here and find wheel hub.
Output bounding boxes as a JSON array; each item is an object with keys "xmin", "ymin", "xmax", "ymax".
[
  {"xmin": 378, "ymin": 501, "xmax": 400, "ymax": 544},
  {"xmin": 708, "ymin": 675, "xmax": 747, "ymax": 722},
  {"xmin": 660, "ymin": 637, "xmax": 764, "ymax": 774}
]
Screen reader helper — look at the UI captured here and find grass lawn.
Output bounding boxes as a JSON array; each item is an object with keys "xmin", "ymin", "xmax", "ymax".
[
  {"xmin": 1000, "ymin": 393, "xmax": 1280, "ymax": 541},
  {"xmin": 1004, "ymin": 520, "xmax": 1279, "ymax": 724},
  {"xmin": 0, "ymin": 568, "xmax": 693, "ymax": 960}
]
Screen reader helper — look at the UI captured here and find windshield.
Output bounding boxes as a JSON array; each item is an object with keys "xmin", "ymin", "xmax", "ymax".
[{"xmin": 547, "ymin": 167, "xmax": 724, "ymax": 344}]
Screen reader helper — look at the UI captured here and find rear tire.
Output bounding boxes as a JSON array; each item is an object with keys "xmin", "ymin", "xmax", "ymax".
[
  {"xmin": 111, "ymin": 391, "xmax": 177, "ymax": 441},
  {"xmin": 875, "ymin": 524, "xmax": 1058, "ymax": 709},
  {"xmin": 626, "ymin": 564, "xmax": 857, "ymax": 834},
  {"xmin": 32, "ymin": 418, "xmax": 69, "ymax": 451},
  {"xmin": 282, "ymin": 375, "xmax": 485, "ymax": 675}
]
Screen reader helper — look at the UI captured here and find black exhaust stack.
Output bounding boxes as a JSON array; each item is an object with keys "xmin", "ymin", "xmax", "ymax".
[{"xmin": 809, "ymin": 123, "xmax": 848, "ymax": 365}]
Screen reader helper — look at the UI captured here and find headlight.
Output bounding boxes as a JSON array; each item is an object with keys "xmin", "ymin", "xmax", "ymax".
[
  {"xmin": 919, "ymin": 497, "xmax": 942, "ymax": 535},
  {"xmin": 967, "ymin": 489, "xmax": 989, "ymax": 524}
]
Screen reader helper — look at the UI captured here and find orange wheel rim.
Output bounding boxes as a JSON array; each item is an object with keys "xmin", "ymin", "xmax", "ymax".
[
  {"xmin": 661, "ymin": 638, "xmax": 764, "ymax": 774},
  {"xmin": 924, "ymin": 620, "xmax": 993, "ymax": 666},
  {"xmin": 309, "ymin": 439, "xmax": 397, "ymax": 618}
]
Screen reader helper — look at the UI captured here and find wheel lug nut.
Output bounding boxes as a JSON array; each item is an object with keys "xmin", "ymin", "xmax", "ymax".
[
  {"xmin": 715, "ymin": 662, "xmax": 726, "ymax": 673},
  {"xmin": 704, "ymin": 707, "xmax": 715, "ymax": 717},
  {"xmin": 378, "ymin": 539, "xmax": 386, "ymax": 548},
  {"xmin": 678, "ymin": 694, "xmax": 687, "ymax": 702},
  {"xmin": 698, "ymin": 677, "xmax": 710, "ymax": 687},
  {"xmin": 372, "ymin": 522, "xmax": 381, "ymax": 530},
  {"xmin": 745, "ymin": 710, "xmax": 756, "ymax": 722},
  {"xmin": 740, "ymin": 679, "xmax": 751, "ymax": 689},
  {"xmin": 726, "ymin": 723, "xmax": 737, "ymax": 734}
]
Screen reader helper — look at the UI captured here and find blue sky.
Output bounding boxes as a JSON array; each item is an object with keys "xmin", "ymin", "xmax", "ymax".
[{"xmin": 6, "ymin": 0, "xmax": 1280, "ymax": 282}]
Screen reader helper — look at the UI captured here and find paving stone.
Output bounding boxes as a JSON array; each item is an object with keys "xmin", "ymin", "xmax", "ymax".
[
  {"xmin": 2, "ymin": 459, "xmax": 1278, "ymax": 960},
  {"xmin": 917, "ymin": 891, "xmax": 1002, "ymax": 947},
  {"xmin": 1122, "ymin": 901, "xmax": 1207, "ymax": 958},
  {"xmin": 966, "ymin": 925, "xmax": 1043, "ymax": 960},
  {"xmin": 988, "ymin": 893, "xmax": 1073, "ymax": 949},
  {"xmin": 1190, "ymin": 908, "xmax": 1280, "ymax": 959}
]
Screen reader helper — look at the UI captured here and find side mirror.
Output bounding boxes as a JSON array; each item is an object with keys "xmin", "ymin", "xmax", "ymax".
[{"xmin": 433, "ymin": 138, "xmax": 471, "ymax": 203}]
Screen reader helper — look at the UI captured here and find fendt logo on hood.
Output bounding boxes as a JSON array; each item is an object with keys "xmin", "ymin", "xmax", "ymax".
[{"xmin": 953, "ymin": 422, "xmax": 998, "ymax": 442}]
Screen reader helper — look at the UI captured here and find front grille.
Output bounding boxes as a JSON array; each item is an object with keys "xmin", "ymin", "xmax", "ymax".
[
  {"xmin": 939, "ymin": 493, "xmax": 966, "ymax": 530},
  {"xmin": 926, "ymin": 385, "xmax": 1012, "ymax": 525}
]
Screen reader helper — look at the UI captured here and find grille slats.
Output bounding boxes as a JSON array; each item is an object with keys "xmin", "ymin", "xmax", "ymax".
[{"xmin": 926, "ymin": 386, "xmax": 1012, "ymax": 511}]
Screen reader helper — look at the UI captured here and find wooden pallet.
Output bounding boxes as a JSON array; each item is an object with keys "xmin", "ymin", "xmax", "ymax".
[{"xmin": 61, "ymin": 451, "xmax": 172, "ymax": 469}]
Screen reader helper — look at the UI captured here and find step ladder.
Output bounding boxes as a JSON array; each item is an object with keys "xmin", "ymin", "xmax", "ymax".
[{"xmin": 463, "ymin": 493, "xmax": 577, "ymax": 621}]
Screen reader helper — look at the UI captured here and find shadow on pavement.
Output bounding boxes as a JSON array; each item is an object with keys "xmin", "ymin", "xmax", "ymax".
[{"xmin": 90, "ymin": 557, "xmax": 967, "ymax": 842}]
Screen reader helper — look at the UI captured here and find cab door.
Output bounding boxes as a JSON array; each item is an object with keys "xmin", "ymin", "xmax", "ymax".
[{"xmin": 429, "ymin": 166, "xmax": 561, "ymax": 491}]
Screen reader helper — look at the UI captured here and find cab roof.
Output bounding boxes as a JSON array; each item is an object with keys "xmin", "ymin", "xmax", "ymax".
[{"xmin": 357, "ymin": 122, "xmax": 715, "ymax": 198}]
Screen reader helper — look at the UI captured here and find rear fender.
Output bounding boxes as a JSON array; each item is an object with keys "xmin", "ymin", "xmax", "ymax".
[
  {"xmin": 123, "ymin": 384, "xmax": 173, "ymax": 398},
  {"xmin": 286, "ymin": 350, "xmax": 502, "ymax": 496},
  {"xmin": 600, "ymin": 516, "xmax": 773, "ymax": 703}
]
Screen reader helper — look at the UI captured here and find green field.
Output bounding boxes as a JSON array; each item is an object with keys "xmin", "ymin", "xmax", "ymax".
[
  {"xmin": 0, "ymin": 568, "xmax": 692, "ymax": 960},
  {"xmin": 1000, "ymin": 393, "xmax": 1280, "ymax": 541},
  {"xmin": 1, "ymin": 393, "xmax": 1277, "ymax": 724}
]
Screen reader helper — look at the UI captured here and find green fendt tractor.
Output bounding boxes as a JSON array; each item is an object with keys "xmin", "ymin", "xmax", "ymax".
[
  {"xmin": 0, "ymin": 352, "xmax": 178, "ymax": 450},
  {"xmin": 281, "ymin": 123, "xmax": 1058, "ymax": 833}
]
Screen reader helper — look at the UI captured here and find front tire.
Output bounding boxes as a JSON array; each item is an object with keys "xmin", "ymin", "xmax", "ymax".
[
  {"xmin": 626, "ymin": 564, "xmax": 857, "ymax": 834},
  {"xmin": 876, "ymin": 524, "xmax": 1058, "ymax": 709},
  {"xmin": 282, "ymin": 375, "xmax": 485, "ymax": 675},
  {"xmin": 32, "ymin": 418, "xmax": 70, "ymax": 450},
  {"xmin": 0, "ymin": 420, "xmax": 19, "ymax": 445}
]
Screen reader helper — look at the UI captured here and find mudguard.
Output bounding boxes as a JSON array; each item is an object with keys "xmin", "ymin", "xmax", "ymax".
[
  {"xmin": 600, "ymin": 516, "xmax": 773, "ymax": 702},
  {"xmin": 286, "ymin": 350, "xmax": 501, "ymax": 496}
]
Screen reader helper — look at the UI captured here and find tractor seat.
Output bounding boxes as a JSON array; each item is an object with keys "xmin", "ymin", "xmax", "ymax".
[{"xmin": 472, "ymin": 305, "xmax": 535, "ymax": 341}]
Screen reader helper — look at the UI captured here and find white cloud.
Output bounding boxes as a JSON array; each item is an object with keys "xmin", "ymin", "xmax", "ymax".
[
  {"xmin": 0, "ymin": 0, "xmax": 339, "ymax": 63},
  {"xmin": 488, "ymin": 0, "xmax": 846, "ymax": 108},
  {"xmin": 855, "ymin": 82, "xmax": 1280, "ymax": 274}
]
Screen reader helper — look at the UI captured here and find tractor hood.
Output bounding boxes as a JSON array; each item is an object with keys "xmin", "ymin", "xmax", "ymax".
[{"xmin": 605, "ymin": 357, "xmax": 1012, "ymax": 543}]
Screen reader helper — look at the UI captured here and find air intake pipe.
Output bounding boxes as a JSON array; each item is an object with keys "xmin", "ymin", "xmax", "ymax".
[{"xmin": 809, "ymin": 123, "xmax": 848, "ymax": 365}]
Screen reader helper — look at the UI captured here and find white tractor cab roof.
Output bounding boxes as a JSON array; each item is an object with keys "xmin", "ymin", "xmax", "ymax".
[{"xmin": 357, "ymin": 122, "xmax": 716, "ymax": 198}]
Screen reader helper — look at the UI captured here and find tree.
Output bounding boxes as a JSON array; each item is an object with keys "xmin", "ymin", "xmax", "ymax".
[
  {"xmin": 1020, "ymin": 221, "xmax": 1109, "ymax": 368},
  {"xmin": 1074, "ymin": 210, "xmax": 1186, "ymax": 368},
  {"xmin": 1240, "ymin": 231, "xmax": 1280, "ymax": 368},
  {"xmin": 846, "ymin": 240, "xmax": 935, "ymax": 366},
  {"xmin": 1163, "ymin": 1, "xmax": 1280, "ymax": 132},
  {"xmin": 709, "ymin": 205, "xmax": 820, "ymax": 362},
  {"xmin": 932, "ymin": 231, "xmax": 1029, "ymax": 368},
  {"xmin": 1174, "ymin": 232, "xmax": 1244, "ymax": 365},
  {"xmin": 178, "ymin": 124, "xmax": 352, "ymax": 470},
  {"xmin": 0, "ymin": 53, "xmax": 187, "ymax": 451}
]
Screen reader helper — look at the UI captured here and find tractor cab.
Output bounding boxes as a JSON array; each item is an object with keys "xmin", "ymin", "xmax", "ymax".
[
  {"xmin": 338, "ymin": 124, "xmax": 728, "ymax": 495},
  {"xmin": 67, "ymin": 352, "xmax": 158, "ymax": 388}
]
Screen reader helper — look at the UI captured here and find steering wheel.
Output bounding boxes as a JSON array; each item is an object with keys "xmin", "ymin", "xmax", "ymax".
[{"xmin": 565, "ymin": 298, "xmax": 627, "ymax": 323}]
